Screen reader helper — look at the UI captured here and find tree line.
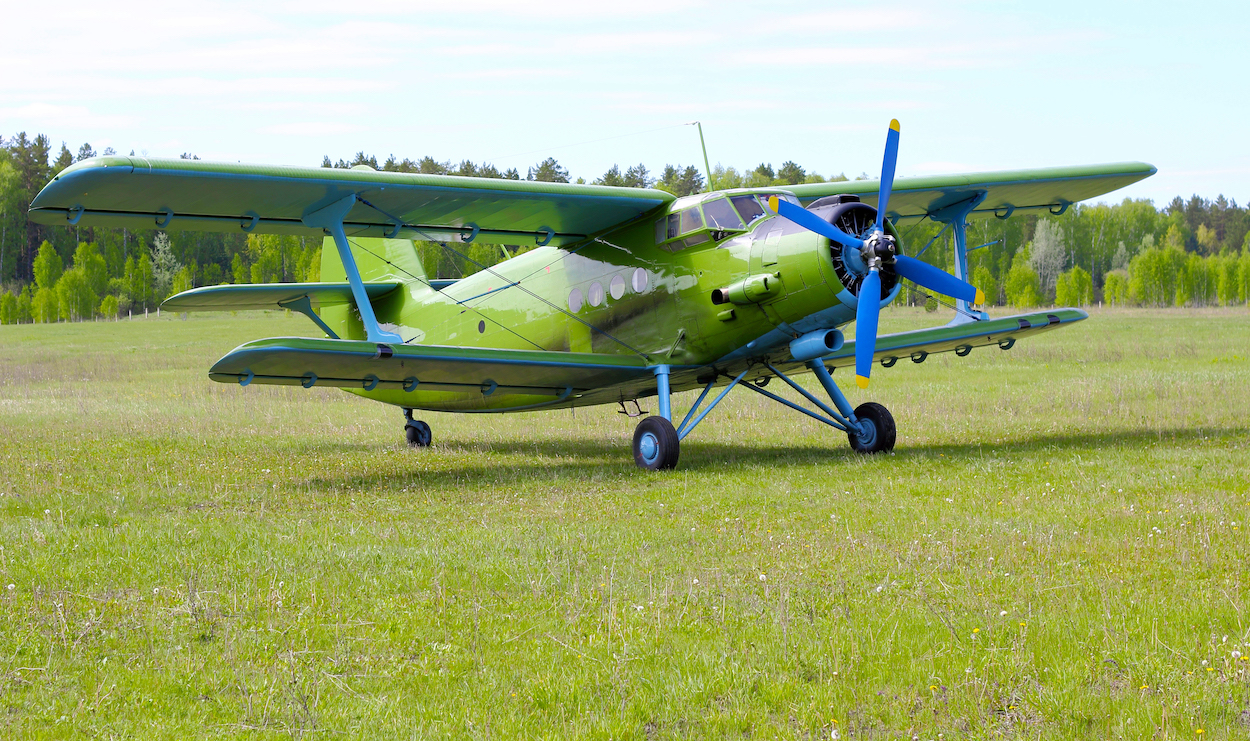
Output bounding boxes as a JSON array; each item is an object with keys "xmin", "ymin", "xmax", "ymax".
[{"xmin": 2, "ymin": 132, "xmax": 1248, "ymax": 325}]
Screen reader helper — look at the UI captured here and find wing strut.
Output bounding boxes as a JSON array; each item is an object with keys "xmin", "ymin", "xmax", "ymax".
[
  {"xmin": 302, "ymin": 194, "xmax": 403, "ymax": 344},
  {"xmin": 925, "ymin": 191, "xmax": 989, "ymax": 325},
  {"xmin": 277, "ymin": 294, "xmax": 340, "ymax": 339}
]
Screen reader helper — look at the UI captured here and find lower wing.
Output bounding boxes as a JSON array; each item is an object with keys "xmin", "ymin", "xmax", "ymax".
[{"xmin": 209, "ymin": 337, "xmax": 652, "ymax": 410}]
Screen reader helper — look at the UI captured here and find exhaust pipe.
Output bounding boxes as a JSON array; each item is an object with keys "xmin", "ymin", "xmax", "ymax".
[{"xmin": 789, "ymin": 329, "xmax": 844, "ymax": 362}]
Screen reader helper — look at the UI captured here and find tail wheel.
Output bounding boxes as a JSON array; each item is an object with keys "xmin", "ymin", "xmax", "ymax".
[
  {"xmin": 848, "ymin": 402, "xmax": 896, "ymax": 454},
  {"xmin": 405, "ymin": 420, "xmax": 432, "ymax": 448},
  {"xmin": 633, "ymin": 416, "xmax": 680, "ymax": 470}
]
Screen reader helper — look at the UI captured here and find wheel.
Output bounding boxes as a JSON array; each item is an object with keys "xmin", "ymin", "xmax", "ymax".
[
  {"xmin": 848, "ymin": 402, "xmax": 896, "ymax": 454},
  {"xmin": 405, "ymin": 420, "xmax": 432, "ymax": 448},
  {"xmin": 633, "ymin": 416, "xmax": 680, "ymax": 470}
]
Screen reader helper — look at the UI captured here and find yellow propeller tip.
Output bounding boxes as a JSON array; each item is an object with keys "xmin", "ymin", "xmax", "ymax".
[
  {"xmin": 767, "ymin": 195, "xmax": 779, "ymax": 211},
  {"xmin": 975, "ymin": 288, "xmax": 985, "ymax": 305},
  {"xmin": 889, "ymin": 119, "xmax": 900, "ymax": 132},
  {"xmin": 855, "ymin": 375, "xmax": 870, "ymax": 389}
]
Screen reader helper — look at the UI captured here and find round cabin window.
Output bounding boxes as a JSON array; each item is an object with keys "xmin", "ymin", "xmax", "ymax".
[
  {"xmin": 588, "ymin": 281, "xmax": 604, "ymax": 307},
  {"xmin": 609, "ymin": 274, "xmax": 626, "ymax": 300},
  {"xmin": 632, "ymin": 267, "xmax": 648, "ymax": 293},
  {"xmin": 568, "ymin": 287, "xmax": 583, "ymax": 312}
]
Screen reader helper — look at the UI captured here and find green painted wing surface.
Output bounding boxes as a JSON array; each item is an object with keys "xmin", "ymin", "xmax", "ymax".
[
  {"xmin": 208, "ymin": 337, "xmax": 652, "ymax": 396},
  {"xmin": 29, "ymin": 156, "xmax": 675, "ymax": 247},
  {"xmin": 161, "ymin": 282, "xmax": 401, "ymax": 312},
  {"xmin": 787, "ymin": 163, "xmax": 1156, "ymax": 222},
  {"xmin": 791, "ymin": 309, "xmax": 1087, "ymax": 373}
]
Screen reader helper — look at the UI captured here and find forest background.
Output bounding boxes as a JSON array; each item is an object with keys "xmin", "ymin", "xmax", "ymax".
[{"xmin": 2, "ymin": 132, "xmax": 1248, "ymax": 325}]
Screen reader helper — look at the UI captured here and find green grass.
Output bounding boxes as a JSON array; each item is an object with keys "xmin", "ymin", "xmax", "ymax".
[{"xmin": 1, "ymin": 306, "xmax": 1248, "ymax": 739}]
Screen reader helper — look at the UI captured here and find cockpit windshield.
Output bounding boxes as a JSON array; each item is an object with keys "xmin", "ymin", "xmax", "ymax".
[
  {"xmin": 702, "ymin": 197, "xmax": 744, "ymax": 230},
  {"xmin": 730, "ymin": 195, "xmax": 766, "ymax": 225}
]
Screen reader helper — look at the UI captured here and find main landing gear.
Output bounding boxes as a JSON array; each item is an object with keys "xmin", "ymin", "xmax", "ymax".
[
  {"xmin": 847, "ymin": 402, "xmax": 896, "ymax": 454},
  {"xmin": 633, "ymin": 361, "xmax": 895, "ymax": 470},
  {"xmin": 403, "ymin": 408, "xmax": 432, "ymax": 447},
  {"xmin": 633, "ymin": 416, "xmax": 680, "ymax": 471}
]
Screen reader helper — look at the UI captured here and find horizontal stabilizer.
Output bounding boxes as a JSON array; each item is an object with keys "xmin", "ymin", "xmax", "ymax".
[
  {"xmin": 209, "ymin": 337, "xmax": 652, "ymax": 403},
  {"xmin": 161, "ymin": 282, "xmax": 402, "ymax": 312}
]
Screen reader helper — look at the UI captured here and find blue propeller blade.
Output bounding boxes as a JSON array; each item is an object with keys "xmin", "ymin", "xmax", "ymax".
[
  {"xmin": 893, "ymin": 255, "xmax": 984, "ymax": 304},
  {"xmin": 855, "ymin": 269, "xmax": 881, "ymax": 389},
  {"xmin": 768, "ymin": 196, "xmax": 864, "ymax": 250},
  {"xmin": 875, "ymin": 120, "xmax": 900, "ymax": 233}
]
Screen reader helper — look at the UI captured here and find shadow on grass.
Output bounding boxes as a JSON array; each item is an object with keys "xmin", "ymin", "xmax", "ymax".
[{"xmin": 298, "ymin": 424, "xmax": 1248, "ymax": 490}]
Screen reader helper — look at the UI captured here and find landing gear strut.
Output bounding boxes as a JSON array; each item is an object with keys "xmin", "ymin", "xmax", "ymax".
[
  {"xmin": 403, "ymin": 408, "xmax": 432, "ymax": 448},
  {"xmin": 634, "ymin": 359, "xmax": 900, "ymax": 469}
]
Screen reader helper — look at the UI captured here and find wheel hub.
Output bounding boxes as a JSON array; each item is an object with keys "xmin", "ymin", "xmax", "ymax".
[
  {"xmin": 854, "ymin": 417, "xmax": 878, "ymax": 448},
  {"xmin": 638, "ymin": 432, "xmax": 659, "ymax": 462}
]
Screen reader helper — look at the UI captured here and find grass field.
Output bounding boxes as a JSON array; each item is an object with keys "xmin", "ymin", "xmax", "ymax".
[{"xmin": 1, "ymin": 306, "xmax": 1248, "ymax": 739}]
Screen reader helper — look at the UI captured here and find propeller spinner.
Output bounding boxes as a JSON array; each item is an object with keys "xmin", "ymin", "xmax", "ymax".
[{"xmin": 768, "ymin": 120, "xmax": 984, "ymax": 389}]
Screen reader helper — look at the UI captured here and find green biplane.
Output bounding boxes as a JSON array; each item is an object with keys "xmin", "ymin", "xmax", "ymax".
[{"xmin": 30, "ymin": 122, "xmax": 1153, "ymax": 469}]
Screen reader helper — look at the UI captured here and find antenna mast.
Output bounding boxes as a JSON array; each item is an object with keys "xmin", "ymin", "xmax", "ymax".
[{"xmin": 689, "ymin": 121, "xmax": 714, "ymax": 192}]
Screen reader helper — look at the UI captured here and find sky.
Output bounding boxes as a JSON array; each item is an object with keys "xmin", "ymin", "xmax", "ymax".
[{"xmin": 2, "ymin": 0, "xmax": 1246, "ymax": 206}]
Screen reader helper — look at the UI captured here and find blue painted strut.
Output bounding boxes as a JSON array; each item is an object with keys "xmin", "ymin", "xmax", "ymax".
[
  {"xmin": 801, "ymin": 360, "xmax": 857, "ymax": 422},
  {"xmin": 739, "ymin": 381, "xmax": 848, "ymax": 433},
  {"xmin": 653, "ymin": 365, "xmax": 672, "ymax": 421},
  {"xmin": 929, "ymin": 192, "xmax": 989, "ymax": 324},
  {"xmin": 676, "ymin": 369, "xmax": 750, "ymax": 441},
  {"xmin": 301, "ymin": 194, "xmax": 402, "ymax": 344}
]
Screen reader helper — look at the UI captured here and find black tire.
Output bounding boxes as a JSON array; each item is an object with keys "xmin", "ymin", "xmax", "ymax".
[
  {"xmin": 633, "ymin": 416, "xmax": 680, "ymax": 471},
  {"xmin": 848, "ymin": 402, "xmax": 896, "ymax": 454},
  {"xmin": 405, "ymin": 420, "xmax": 432, "ymax": 448}
]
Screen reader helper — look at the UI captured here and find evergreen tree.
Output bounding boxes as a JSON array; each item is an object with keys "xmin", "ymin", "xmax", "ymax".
[
  {"xmin": 595, "ymin": 165, "xmax": 625, "ymax": 187},
  {"xmin": 527, "ymin": 158, "xmax": 569, "ymax": 183},
  {"xmin": 151, "ymin": 233, "xmax": 181, "ymax": 300},
  {"xmin": 623, "ymin": 164, "xmax": 653, "ymax": 188},
  {"xmin": 656, "ymin": 165, "xmax": 704, "ymax": 197},
  {"xmin": 777, "ymin": 161, "xmax": 805, "ymax": 185}
]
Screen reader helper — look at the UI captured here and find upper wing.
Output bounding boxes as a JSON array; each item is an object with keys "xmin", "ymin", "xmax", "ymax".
[
  {"xmin": 788, "ymin": 162, "xmax": 1156, "ymax": 221},
  {"xmin": 29, "ymin": 156, "xmax": 674, "ymax": 247},
  {"xmin": 161, "ymin": 281, "xmax": 401, "ymax": 312}
]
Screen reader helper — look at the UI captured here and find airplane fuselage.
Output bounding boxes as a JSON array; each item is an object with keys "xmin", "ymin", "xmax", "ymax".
[{"xmin": 329, "ymin": 189, "xmax": 899, "ymax": 412}]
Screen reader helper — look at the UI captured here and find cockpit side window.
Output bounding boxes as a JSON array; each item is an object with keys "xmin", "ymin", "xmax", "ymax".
[
  {"xmin": 730, "ymin": 195, "xmax": 766, "ymax": 225},
  {"xmin": 703, "ymin": 197, "xmax": 745, "ymax": 230},
  {"xmin": 666, "ymin": 207, "xmax": 704, "ymax": 239}
]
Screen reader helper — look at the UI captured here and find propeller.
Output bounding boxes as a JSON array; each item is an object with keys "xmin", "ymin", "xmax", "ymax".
[{"xmin": 768, "ymin": 119, "xmax": 984, "ymax": 389}]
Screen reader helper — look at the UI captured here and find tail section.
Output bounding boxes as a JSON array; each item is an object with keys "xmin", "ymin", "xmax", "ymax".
[{"xmin": 320, "ymin": 237, "xmax": 432, "ymax": 340}]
